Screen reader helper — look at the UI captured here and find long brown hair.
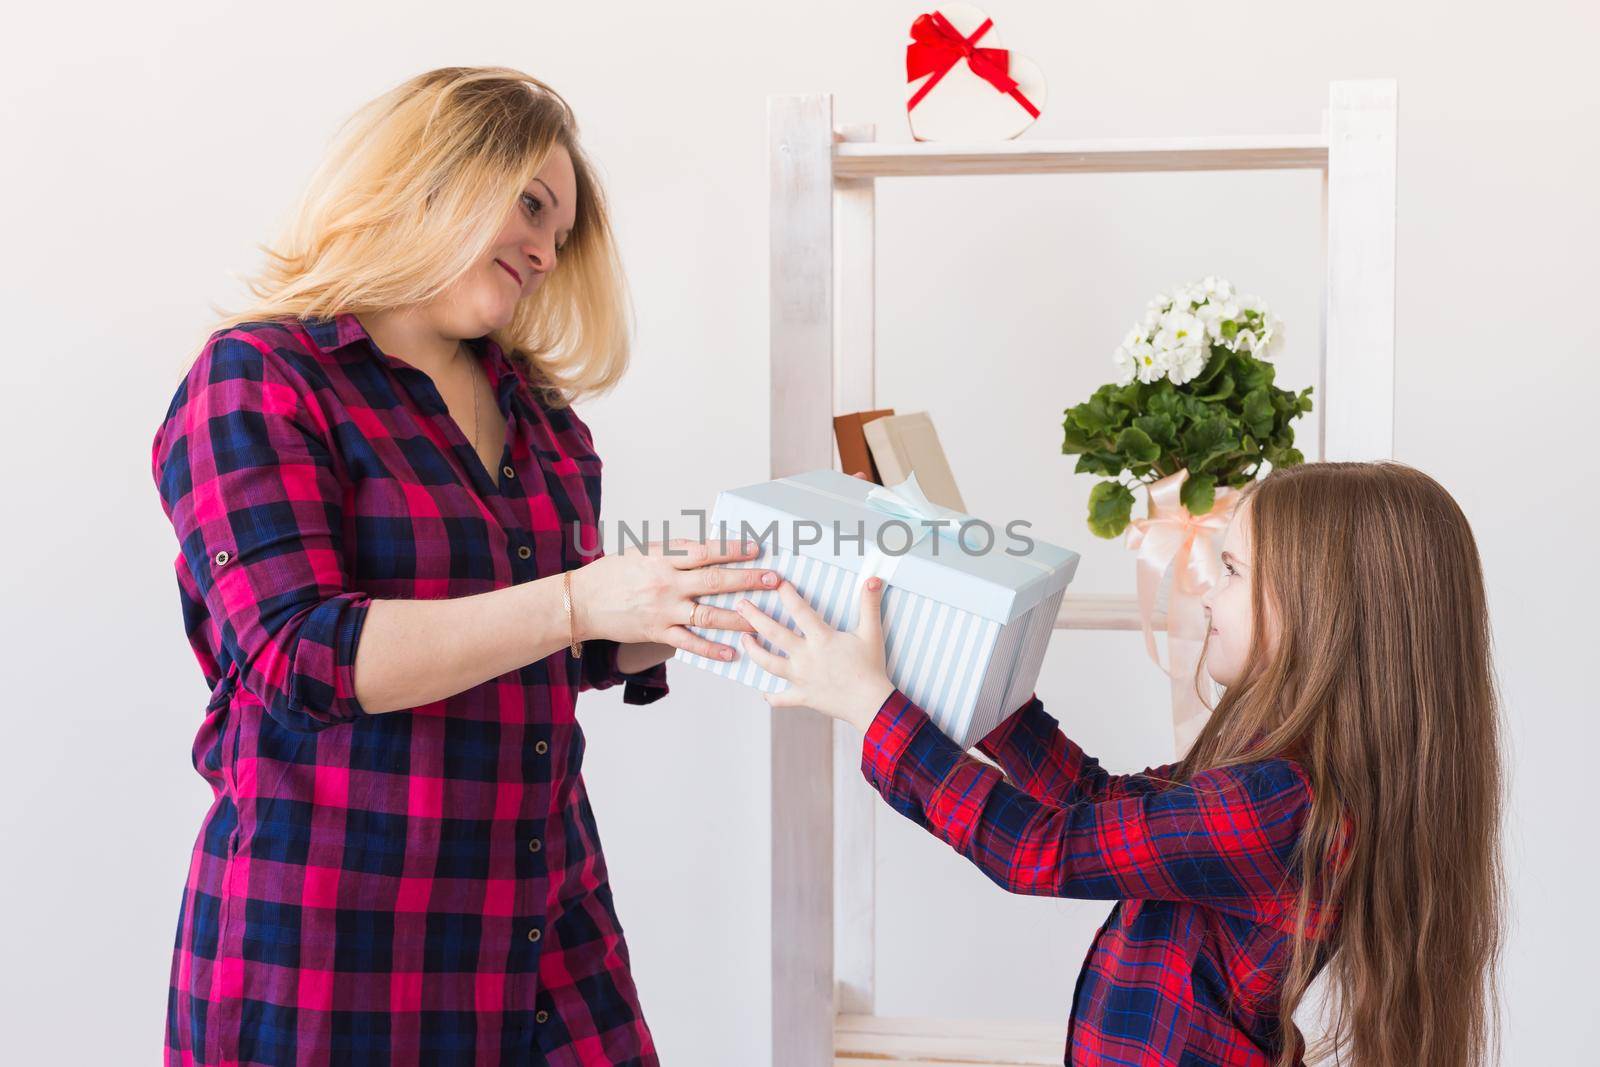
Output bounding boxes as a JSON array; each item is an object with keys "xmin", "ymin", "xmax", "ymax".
[
  {"xmin": 207, "ymin": 66, "xmax": 632, "ymax": 408},
  {"xmin": 1178, "ymin": 461, "xmax": 1505, "ymax": 1066}
]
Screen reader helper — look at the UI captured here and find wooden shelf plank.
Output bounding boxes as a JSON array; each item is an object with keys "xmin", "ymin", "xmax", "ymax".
[
  {"xmin": 833, "ymin": 134, "xmax": 1328, "ymax": 179},
  {"xmin": 1055, "ymin": 593, "xmax": 1165, "ymax": 632},
  {"xmin": 835, "ymin": 1014, "xmax": 1063, "ymax": 1066}
]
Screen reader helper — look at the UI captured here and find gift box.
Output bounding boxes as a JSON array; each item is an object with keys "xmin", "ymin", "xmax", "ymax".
[
  {"xmin": 673, "ymin": 469, "xmax": 1080, "ymax": 748},
  {"xmin": 905, "ymin": 4, "xmax": 1048, "ymax": 142}
]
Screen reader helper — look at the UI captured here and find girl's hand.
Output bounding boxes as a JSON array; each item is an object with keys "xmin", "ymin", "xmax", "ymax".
[
  {"xmin": 734, "ymin": 575, "xmax": 896, "ymax": 733},
  {"xmin": 570, "ymin": 539, "xmax": 779, "ymax": 662}
]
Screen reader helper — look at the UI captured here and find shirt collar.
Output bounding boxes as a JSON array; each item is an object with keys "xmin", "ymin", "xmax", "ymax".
[{"xmin": 302, "ymin": 311, "xmax": 522, "ymax": 398}]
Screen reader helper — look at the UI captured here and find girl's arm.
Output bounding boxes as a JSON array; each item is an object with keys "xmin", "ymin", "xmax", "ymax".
[
  {"xmin": 974, "ymin": 695, "xmax": 1182, "ymax": 806},
  {"xmin": 864, "ymin": 688, "xmax": 1315, "ymax": 923}
]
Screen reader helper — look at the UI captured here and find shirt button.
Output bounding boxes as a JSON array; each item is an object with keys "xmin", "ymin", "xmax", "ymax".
[
  {"xmin": 528, "ymin": 837, "xmax": 542, "ymax": 853},
  {"xmin": 527, "ymin": 927, "xmax": 542, "ymax": 943},
  {"xmin": 535, "ymin": 1010, "xmax": 549, "ymax": 1025},
  {"xmin": 517, "ymin": 545, "xmax": 532, "ymax": 559},
  {"xmin": 503, "ymin": 464, "xmax": 516, "ymax": 479},
  {"xmin": 213, "ymin": 550, "xmax": 230, "ymax": 566},
  {"xmin": 534, "ymin": 740, "xmax": 549, "ymax": 755}
]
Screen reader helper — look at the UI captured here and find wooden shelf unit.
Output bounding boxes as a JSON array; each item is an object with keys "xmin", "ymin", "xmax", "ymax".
[{"xmin": 764, "ymin": 82, "xmax": 1397, "ymax": 1067}]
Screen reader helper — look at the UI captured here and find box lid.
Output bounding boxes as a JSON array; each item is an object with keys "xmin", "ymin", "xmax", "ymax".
[{"xmin": 706, "ymin": 468, "xmax": 1080, "ymax": 624}]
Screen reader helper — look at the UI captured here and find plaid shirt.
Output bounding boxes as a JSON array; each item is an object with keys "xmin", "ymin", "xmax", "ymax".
[
  {"xmin": 153, "ymin": 313, "xmax": 669, "ymax": 1066},
  {"xmin": 862, "ymin": 688, "xmax": 1342, "ymax": 1067}
]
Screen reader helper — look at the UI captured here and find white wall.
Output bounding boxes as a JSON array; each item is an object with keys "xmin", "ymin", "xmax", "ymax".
[{"xmin": 2, "ymin": 1, "xmax": 1595, "ymax": 1062}]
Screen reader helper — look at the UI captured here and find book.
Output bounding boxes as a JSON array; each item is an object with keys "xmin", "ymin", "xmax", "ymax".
[
  {"xmin": 862, "ymin": 411, "xmax": 967, "ymax": 512},
  {"xmin": 832, "ymin": 408, "xmax": 895, "ymax": 484}
]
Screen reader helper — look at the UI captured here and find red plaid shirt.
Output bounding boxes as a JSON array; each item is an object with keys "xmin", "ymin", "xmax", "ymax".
[
  {"xmin": 862, "ymin": 688, "xmax": 1343, "ymax": 1067},
  {"xmin": 153, "ymin": 313, "xmax": 668, "ymax": 1066}
]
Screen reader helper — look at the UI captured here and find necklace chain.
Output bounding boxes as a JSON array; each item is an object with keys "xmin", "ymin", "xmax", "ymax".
[{"xmin": 466, "ymin": 341, "xmax": 480, "ymax": 454}]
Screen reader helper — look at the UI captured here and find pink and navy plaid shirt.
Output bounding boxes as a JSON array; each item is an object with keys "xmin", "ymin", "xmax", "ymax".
[
  {"xmin": 153, "ymin": 313, "xmax": 668, "ymax": 1066},
  {"xmin": 862, "ymin": 688, "xmax": 1343, "ymax": 1067}
]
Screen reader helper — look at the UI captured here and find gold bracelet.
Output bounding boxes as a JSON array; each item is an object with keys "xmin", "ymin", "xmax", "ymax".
[{"xmin": 562, "ymin": 569, "xmax": 583, "ymax": 658}]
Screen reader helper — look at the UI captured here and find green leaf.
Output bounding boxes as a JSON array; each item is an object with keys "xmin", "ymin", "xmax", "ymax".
[
  {"xmin": 1147, "ymin": 386, "xmax": 1184, "ymax": 419},
  {"xmin": 1195, "ymin": 374, "xmax": 1235, "ymax": 403},
  {"xmin": 1180, "ymin": 415, "xmax": 1240, "ymax": 475},
  {"xmin": 1192, "ymin": 349, "xmax": 1229, "ymax": 388},
  {"xmin": 1235, "ymin": 356, "xmax": 1273, "ymax": 394},
  {"xmin": 1061, "ymin": 420, "xmax": 1094, "ymax": 453},
  {"xmin": 1180, "ymin": 472, "xmax": 1217, "ymax": 515},
  {"xmin": 1115, "ymin": 426, "xmax": 1161, "ymax": 464},
  {"xmin": 1073, "ymin": 393, "xmax": 1122, "ymax": 436},
  {"xmin": 1087, "ymin": 480, "xmax": 1136, "ymax": 539},
  {"xmin": 1242, "ymin": 387, "xmax": 1275, "ymax": 439},
  {"xmin": 1181, "ymin": 416, "xmax": 1231, "ymax": 454},
  {"xmin": 1075, "ymin": 451, "xmax": 1125, "ymax": 476},
  {"xmin": 1132, "ymin": 413, "xmax": 1177, "ymax": 449}
]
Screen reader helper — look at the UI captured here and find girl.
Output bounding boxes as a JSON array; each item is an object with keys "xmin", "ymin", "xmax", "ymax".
[
  {"xmin": 734, "ymin": 461, "xmax": 1504, "ymax": 1066},
  {"xmin": 153, "ymin": 67, "xmax": 777, "ymax": 1065}
]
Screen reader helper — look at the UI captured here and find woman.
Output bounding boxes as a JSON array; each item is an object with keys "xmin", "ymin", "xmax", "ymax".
[{"xmin": 152, "ymin": 66, "xmax": 774, "ymax": 1065}]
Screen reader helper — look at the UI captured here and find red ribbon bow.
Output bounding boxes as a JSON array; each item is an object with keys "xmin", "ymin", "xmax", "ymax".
[{"xmin": 906, "ymin": 11, "xmax": 1040, "ymax": 119}]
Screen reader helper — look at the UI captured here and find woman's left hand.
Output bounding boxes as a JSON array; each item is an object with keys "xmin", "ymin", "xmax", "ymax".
[{"xmin": 733, "ymin": 575, "xmax": 896, "ymax": 733}]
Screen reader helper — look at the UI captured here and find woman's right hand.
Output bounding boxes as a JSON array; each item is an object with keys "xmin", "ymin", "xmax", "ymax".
[{"xmin": 568, "ymin": 539, "xmax": 780, "ymax": 662}]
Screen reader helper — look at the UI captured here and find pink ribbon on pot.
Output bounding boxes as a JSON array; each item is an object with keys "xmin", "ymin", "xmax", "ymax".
[{"xmin": 1123, "ymin": 470, "xmax": 1242, "ymax": 755}]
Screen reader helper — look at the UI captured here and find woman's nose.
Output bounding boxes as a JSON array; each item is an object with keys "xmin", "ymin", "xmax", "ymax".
[{"xmin": 523, "ymin": 243, "xmax": 556, "ymax": 275}]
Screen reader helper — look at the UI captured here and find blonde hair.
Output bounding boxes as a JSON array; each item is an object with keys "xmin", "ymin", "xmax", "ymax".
[
  {"xmin": 208, "ymin": 65, "xmax": 632, "ymax": 408},
  {"xmin": 1178, "ymin": 461, "xmax": 1506, "ymax": 1066}
]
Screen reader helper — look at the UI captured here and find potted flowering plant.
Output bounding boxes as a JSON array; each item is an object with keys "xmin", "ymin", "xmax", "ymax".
[{"xmin": 1062, "ymin": 277, "xmax": 1313, "ymax": 538}]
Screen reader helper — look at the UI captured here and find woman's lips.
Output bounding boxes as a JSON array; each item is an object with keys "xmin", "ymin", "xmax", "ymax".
[{"xmin": 495, "ymin": 259, "xmax": 522, "ymax": 286}]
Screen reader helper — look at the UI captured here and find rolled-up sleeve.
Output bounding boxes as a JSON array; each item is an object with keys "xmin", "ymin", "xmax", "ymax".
[
  {"xmin": 579, "ymin": 638, "xmax": 669, "ymax": 705},
  {"xmin": 153, "ymin": 331, "xmax": 371, "ymax": 732}
]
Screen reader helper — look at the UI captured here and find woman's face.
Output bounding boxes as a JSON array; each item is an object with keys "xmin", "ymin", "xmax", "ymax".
[
  {"xmin": 446, "ymin": 143, "xmax": 578, "ymax": 333},
  {"xmin": 1199, "ymin": 499, "xmax": 1265, "ymax": 688}
]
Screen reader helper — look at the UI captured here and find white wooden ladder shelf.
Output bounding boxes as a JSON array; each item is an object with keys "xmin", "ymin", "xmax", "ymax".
[{"xmin": 766, "ymin": 81, "xmax": 1396, "ymax": 1067}]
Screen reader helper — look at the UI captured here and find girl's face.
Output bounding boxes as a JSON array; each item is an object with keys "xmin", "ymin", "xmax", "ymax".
[
  {"xmin": 1200, "ymin": 500, "xmax": 1267, "ymax": 688},
  {"xmin": 448, "ymin": 143, "xmax": 578, "ymax": 333}
]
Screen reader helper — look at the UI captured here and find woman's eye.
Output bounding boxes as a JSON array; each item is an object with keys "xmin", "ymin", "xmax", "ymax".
[
  {"xmin": 522, "ymin": 193, "xmax": 543, "ymax": 217},
  {"xmin": 1223, "ymin": 561, "xmax": 1236, "ymax": 576}
]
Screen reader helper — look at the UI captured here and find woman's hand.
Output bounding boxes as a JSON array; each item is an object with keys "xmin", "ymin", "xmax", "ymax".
[
  {"xmin": 569, "ymin": 539, "xmax": 779, "ymax": 662},
  {"xmin": 733, "ymin": 575, "xmax": 896, "ymax": 733}
]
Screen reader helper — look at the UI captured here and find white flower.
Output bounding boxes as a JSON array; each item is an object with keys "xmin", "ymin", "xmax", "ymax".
[
  {"xmin": 1156, "ymin": 310, "xmax": 1206, "ymax": 352},
  {"xmin": 1112, "ymin": 345, "xmax": 1137, "ymax": 385},
  {"xmin": 1234, "ymin": 328, "xmax": 1258, "ymax": 352},
  {"xmin": 1167, "ymin": 344, "xmax": 1208, "ymax": 385},
  {"xmin": 1122, "ymin": 324, "xmax": 1149, "ymax": 350},
  {"xmin": 1170, "ymin": 285, "xmax": 1200, "ymax": 310},
  {"xmin": 1200, "ymin": 275, "xmax": 1235, "ymax": 302},
  {"xmin": 1257, "ymin": 311, "xmax": 1280, "ymax": 351},
  {"xmin": 1195, "ymin": 299, "xmax": 1241, "ymax": 342},
  {"xmin": 1133, "ymin": 341, "xmax": 1165, "ymax": 384}
]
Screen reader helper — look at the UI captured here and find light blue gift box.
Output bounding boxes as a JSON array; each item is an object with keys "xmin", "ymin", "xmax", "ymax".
[{"xmin": 672, "ymin": 469, "xmax": 1080, "ymax": 748}]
